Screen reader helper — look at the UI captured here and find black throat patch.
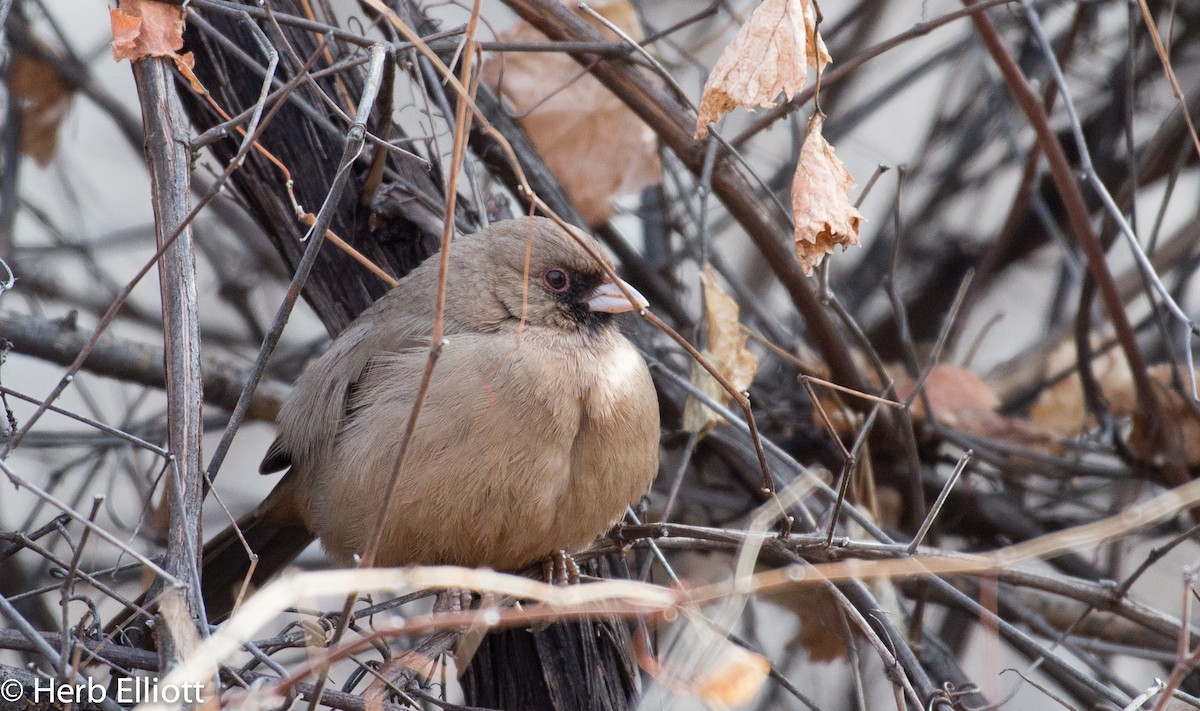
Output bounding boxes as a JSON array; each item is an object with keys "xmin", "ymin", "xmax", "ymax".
[{"xmin": 558, "ymin": 270, "xmax": 613, "ymax": 334}]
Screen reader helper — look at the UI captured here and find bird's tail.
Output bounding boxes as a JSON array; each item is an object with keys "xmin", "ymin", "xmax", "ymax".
[
  {"xmin": 197, "ymin": 487, "xmax": 314, "ymax": 622},
  {"xmin": 107, "ymin": 482, "xmax": 313, "ymax": 640}
]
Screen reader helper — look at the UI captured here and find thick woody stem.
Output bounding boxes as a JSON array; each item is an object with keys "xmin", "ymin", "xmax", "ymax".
[{"xmin": 131, "ymin": 54, "xmax": 205, "ymax": 664}]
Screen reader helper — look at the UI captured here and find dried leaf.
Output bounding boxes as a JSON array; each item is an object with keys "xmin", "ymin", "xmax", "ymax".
[
  {"xmin": 896, "ymin": 364, "xmax": 1000, "ymax": 427},
  {"xmin": 1028, "ymin": 344, "xmax": 1200, "ymax": 464},
  {"xmin": 683, "ymin": 266, "xmax": 759, "ymax": 433},
  {"xmin": 4, "ymin": 52, "xmax": 74, "ymax": 166},
  {"xmin": 1128, "ymin": 364, "xmax": 1200, "ymax": 467},
  {"xmin": 894, "ymin": 363, "xmax": 1057, "ymax": 448},
  {"xmin": 1030, "ymin": 344, "xmax": 1132, "ymax": 437},
  {"xmin": 791, "ymin": 113, "xmax": 863, "ymax": 275},
  {"xmin": 174, "ymin": 52, "xmax": 206, "ymax": 94},
  {"xmin": 635, "ymin": 616, "xmax": 768, "ymax": 705},
  {"xmin": 695, "ymin": 0, "xmax": 829, "ymax": 138},
  {"xmin": 693, "ymin": 642, "xmax": 770, "ymax": 706},
  {"xmin": 110, "ymin": 0, "xmax": 186, "ymax": 63},
  {"xmin": 483, "ymin": 0, "xmax": 661, "ymax": 227},
  {"xmin": 761, "ymin": 586, "xmax": 847, "ymax": 662},
  {"xmin": 109, "ymin": 9, "xmax": 143, "ymax": 60},
  {"xmin": 805, "ymin": 3, "xmax": 832, "ymax": 70}
]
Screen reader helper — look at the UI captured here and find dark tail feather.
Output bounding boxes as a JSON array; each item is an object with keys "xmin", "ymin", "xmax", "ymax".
[
  {"xmin": 197, "ymin": 503, "xmax": 314, "ymax": 622},
  {"xmin": 107, "ymin": 484, "xmax": 314, "ymax": 640}
]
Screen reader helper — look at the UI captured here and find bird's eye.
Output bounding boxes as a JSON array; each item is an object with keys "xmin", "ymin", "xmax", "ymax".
[{"xmin": 543, "ymin": 268, "xmax": 570, "ymax": 293}]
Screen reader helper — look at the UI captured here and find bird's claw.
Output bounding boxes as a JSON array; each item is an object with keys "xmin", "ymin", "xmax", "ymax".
[
  {"xmin": 544, "ymin": 550, "xmax": 580, "ymax": 585},
  {"xmin": 433, "ymin": 588, "xmax": 468, "ymax": 613}
]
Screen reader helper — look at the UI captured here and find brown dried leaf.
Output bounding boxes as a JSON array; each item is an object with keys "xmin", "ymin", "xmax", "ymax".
[
  {"xmin": 895, "ymin": 364, "xmax": 1000, "ymax": 426},
  {"xmin": 683, "ymin": 266, "xmax": 759, "ymax": 433},
  {"xmin": 174, "ymin": 52, "xmax": 206, "ymax": 94},
  {"xmin": 760, "ymin": 586, "xmax": 847, "ymax": 662},
  {"xmin": 483, "ymin": 0, "xmax": 661, "ymax": 227},
  {"xmin": 1128, "ymin": 364, "xmax": 1200, "ymax": 467},
  {"xmin": 1030, "ymin": 344, "xmax": 1132, "ymax": 436},
  {"xmin": 110, "ymin": 0, "xmax": 185, "ymax": 63},
  {"xmin": 5, "ymin": 52, "xmax": 74, "ymax": 166},
  {"xmin": 110, "ymin": 9, "xmax": 142, "ymax": 61},
  {"xmin": 635, "ymin": 616, "xmax": 768, "ymax": 706},
  {"xmin": 1027, "ymin": 344, "xmax": 1200, "ymax": 464},
  {"xmin": 894, "ymin": 363, "xmax": 1061, "ymax": 449},
  {"xmin": 791, "ymin": 113, "xmax": 863, "ymax": 275},
  {"xmin": 695, "ymin": 0, "xmax": 829, "ymax": 138}
]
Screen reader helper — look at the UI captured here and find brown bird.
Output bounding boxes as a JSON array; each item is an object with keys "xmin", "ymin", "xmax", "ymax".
[{"xmin": 197, "ymin": 217, "xmax": 660, "ymax": 620}]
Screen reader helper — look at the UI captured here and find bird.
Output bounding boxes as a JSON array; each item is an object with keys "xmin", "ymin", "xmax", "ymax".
[{"xmin": 195, "ymin": 216, "xmax": 660, "ymax": 621}]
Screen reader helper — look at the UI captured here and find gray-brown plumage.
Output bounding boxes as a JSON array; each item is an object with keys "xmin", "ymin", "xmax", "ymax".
[{"xmin": 200, "ymin": 217, "xmax": 659, "ymax": 619}]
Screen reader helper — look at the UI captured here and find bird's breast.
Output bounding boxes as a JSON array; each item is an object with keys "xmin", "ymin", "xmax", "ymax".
[{"xmin": 303, "ymin": 329, "xmax": 658, "ymax": 570}]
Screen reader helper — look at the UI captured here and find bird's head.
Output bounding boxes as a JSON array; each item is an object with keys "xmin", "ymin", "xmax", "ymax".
[{"xmin": 461, "ymin": 218, "xmax": 647, "ymax": 335}]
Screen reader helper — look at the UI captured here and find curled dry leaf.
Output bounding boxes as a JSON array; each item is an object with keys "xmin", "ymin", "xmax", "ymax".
[
  {"xmin": 4, "ymin": 52, "xmax": 73, "ymax": 166},
  {"xmin": 111, "ymin": 0, "xmax": 184, "ymax": 61},
  {"xmin": 482, "ymin": 0, "xmax": 661, "ymax": 227},
  {"xmin": 683, "ymin": 266, "xmax": 759, "ymax": 434},
  {"xmin": 110, "ymin": 0, "xmax": 197, "ymax": 80},
  {"xmin": 695, "ymin": 0, "xmax": 830, "ymax": 138},
  {"xmin": 791, "ymin": 113, "xmax": 863, "ymax": 275},
  {"xmin": 109, "ymin": 7, "xmax": 146, "ymax": 60}
]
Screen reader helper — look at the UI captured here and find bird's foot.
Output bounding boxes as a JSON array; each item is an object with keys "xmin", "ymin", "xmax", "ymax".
[{"xmin": 543, "ymin": 550, "xmax": 581, "ymax": 585}]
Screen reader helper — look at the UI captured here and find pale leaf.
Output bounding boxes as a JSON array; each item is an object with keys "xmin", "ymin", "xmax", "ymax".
[
  {"xmin": 482, "ymin": 0, "xmax": 661, "ymax": 227},
  {"xmin": 791, "ymin": 113, "xmax": 863, "ymax": 275},
  {"xmin": 804, "ymin": 0, "xmax": 831, "ymax": 69},
  {"xmin": 695, "ymin": 0, "xmax": 829, "ymax": 138},
  {"xmin": 682, "ymin": 266, "xmax": 759, "ymax": 433},
  {"xmin": 1027, "ymin": 345, "xmax": 1200, "ymax": 465},
  {"xmin": 694, "ymin": 642, "xmax": 770, "ymax": 706},
  {"xmin": 893, "ymin": 363, "xmax": 1057, "ymax": 448},
  {"xmin": 110, "ymin": 0, "xmax": 185, "ymax": 63}
]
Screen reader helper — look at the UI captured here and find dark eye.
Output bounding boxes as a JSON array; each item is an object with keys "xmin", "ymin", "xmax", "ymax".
[{"xmin": 543, "ymin": 268, "xmax": 570, "ymax": 293}]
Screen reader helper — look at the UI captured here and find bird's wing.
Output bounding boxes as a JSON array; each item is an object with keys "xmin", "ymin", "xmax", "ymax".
[
  {"xmin": 260, "ymin": 307, "xmax": 440, "ymax": 475},
  {"xmin": 302, "ymin": 331, "xmax": 586, "ymax": 567}
]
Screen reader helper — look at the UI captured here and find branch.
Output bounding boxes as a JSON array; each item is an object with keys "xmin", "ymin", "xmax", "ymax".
[
  {"xmin": 0, "ymin": 310, "xmax": 285, "ymax": 419},
  {"xmin": 131, "ymin": 53, "xmax": 205, "ymax": 662}
]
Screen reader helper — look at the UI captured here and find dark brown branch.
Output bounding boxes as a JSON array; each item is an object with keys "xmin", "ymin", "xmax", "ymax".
[{"xmin": 964, "ymin": 1, "xmax": 1187, "ymax": 493}]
